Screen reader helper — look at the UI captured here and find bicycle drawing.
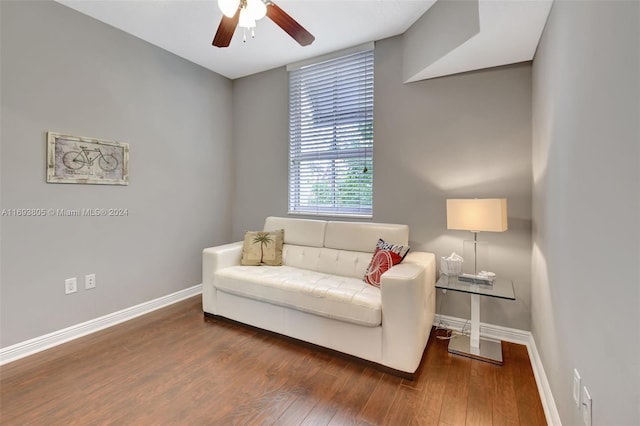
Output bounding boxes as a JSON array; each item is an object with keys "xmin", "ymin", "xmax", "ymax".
[
  {"xmin": 63, "ymin": 146, "xmax": 118, "ymax": 171},
  {"xmin": 47, "ymin": 132, "xmax": 129, "ymax": 186}
]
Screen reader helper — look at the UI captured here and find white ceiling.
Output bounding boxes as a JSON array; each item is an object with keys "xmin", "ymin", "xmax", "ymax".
[
  {"xmin": 53, "ymin": 0, "xmax": 552, "ymax": 81},
  {"xmin": 55, "ymin": 0, "xmax": 438, "ymax": 80}
]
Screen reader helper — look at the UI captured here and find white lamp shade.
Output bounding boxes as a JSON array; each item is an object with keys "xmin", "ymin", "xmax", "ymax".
[
  {"xmin": 246, "ymin": 0, "xmax": 267, "ymax": 21},
  {"xmin": 446, "ymin": 198, "xmax": 508, "ymax": 232},
  {"xmin": 238, "ymin": 8, "xmax": 256, "ymax": 28},
  {"xmin": 218, "ymin": 0, "xmax": 240, "ymax": 18}
]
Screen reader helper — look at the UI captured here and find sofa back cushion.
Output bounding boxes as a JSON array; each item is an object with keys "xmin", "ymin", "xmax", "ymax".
[
  {"xmin": 264, "ymin": 216, "xmax": 326, "ymax": 247},
  {"xmin": 318, "ymin": 247, "xmax": 373, "ymax": 279},
  {"xmin": 280, "ymin": 245, "xmax": 373, "ymax": 279},
  {"xmin": 265, "ymin": 217, "xmax": 410, "ymax": 279},
  {"xmin": 281, "ymin": 244, "xmax": 322, "ymax": 271},
  {"xmin": 324, "ymin": 221, "xmax": 409, "ymax": 252}
]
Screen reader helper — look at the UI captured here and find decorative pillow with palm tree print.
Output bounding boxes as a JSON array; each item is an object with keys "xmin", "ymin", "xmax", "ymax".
[{"xmin": 241, "ymin": 229, "xmax": 284, "ymax": 266}]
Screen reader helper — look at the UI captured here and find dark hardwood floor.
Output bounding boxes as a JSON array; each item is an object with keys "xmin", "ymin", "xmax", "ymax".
[{"xmin": 0, "ymin": 296, "xmax": 546, "ymax": 425}]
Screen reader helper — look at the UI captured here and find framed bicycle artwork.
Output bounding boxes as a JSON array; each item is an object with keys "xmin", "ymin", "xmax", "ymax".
[{"xmin": 46, "ymin": 132, "xmax": 129, "ymax": 185}]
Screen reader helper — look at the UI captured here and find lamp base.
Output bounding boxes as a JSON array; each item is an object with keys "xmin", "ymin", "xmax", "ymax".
[{"xmin": 458, "ymin": 274, "xmax": 493, "ymax": 285}]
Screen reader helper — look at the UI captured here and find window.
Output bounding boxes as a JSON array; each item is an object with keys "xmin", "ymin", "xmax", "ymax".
[{"xmin": 288, "ymin": 47, "xmax": 374, "ymax": 217}]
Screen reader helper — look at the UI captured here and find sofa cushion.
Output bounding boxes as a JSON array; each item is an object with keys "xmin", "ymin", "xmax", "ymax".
[
  {"xmin": 317, "ymin": 247, "xmax": 373, "ymax": 279},
  {"xmin": 281, "ymin": 245, "xmax": 374, "ymax": 279},
  {"xmin": 214, "ymin": 265, "xmax": 382, "ymax": 327},
  {"xmin": 324, "ymin": 221, "xmax": 409, "ymax": 252},
  {"xmin": 282, "ymin": 244, "xmax": 322, "ymax": 271},
  {"xmin": 241, "ymin": 229, "xmax": 284, "ymax": 266},
  {"xmin": 264, "ymin": 216, "xmax": 326, "ymax": 247}
]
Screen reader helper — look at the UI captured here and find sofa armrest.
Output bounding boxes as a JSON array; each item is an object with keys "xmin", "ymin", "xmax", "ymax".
[
  {"xmin": 402, "ymin": 251, "xmax": 436, "ymax": 299},
  {"xmin": 202, "ymin": 241, "xmax": 243, "ymax": 314},
  {"xmin": 380, "ymin": 251, "xmax": 436, "ymax": 372}
]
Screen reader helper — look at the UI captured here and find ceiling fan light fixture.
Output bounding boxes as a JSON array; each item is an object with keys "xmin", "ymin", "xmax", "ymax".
[
  {"xmin": 218, "ymin": 0, "xmax": 240, "ymax": 18},
  {"xmin": 238, "ymin": 8, "xmax": 256, "ymax": 28},
  {"xmin": 212, "ymin": 0, "xmax": 314, "ymax": 48},
  {"xmin": 246, "ymin": 0, "xmax": 267, "ymax": 21}
]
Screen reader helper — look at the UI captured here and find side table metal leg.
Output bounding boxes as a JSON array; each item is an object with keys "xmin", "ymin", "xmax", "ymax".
[
  {"xmin": 447, "ymin": 292, "xmax": 504, "ymax": 365},
  {"xmin": 470, "ymin": 293, "xmax": 480, "ymax": 350}
]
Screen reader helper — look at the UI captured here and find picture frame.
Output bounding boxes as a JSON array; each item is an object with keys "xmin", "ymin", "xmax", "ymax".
[{"xmin": 46, "ymin": 132, "xmax": 129, "ymax": 185}]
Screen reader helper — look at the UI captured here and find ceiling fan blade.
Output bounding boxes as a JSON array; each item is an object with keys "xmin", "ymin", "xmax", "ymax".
[
  {"xmin": 212, "ymin": 8, "xmax": 240, "ymax": 48},
  {"xmin": 266, "ymin": 2, "xmax": 315, "ymax": 46}
]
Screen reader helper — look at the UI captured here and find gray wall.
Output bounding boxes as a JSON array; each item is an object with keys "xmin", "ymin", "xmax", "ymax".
[
  {"xmin": 532, "ymin": 1, "xmax": 640, "ymax": 424},
  {"xmin": 230, "ymin": 67, "xmax": 289, "ymax": 238},
  {"xmin": 232, "ymin": 35, "xmax": 533, "ymax": 331},
  {"xmin": 0, "ymin": 0, "xmax": 233, "ymax": 347}
]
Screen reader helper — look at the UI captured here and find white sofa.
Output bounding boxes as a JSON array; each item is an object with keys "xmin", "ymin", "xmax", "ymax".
[{"xmin": 202, "ymin": 217, "xmax": 436, "ymax": 377}]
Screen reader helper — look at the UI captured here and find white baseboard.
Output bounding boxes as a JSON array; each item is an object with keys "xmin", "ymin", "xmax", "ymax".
[
  {"xmin": 434, "ymin": 314, "xmax": 561, "ymax": 426},
  {"xmin": 526, "ymin": 332, "xmax": 562, "ymax": 426},
  {"xmin": 0, "ymin": 284, "xmax": 202, "ymax": 366}
]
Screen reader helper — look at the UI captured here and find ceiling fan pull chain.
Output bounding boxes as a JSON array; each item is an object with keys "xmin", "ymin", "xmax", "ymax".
[
  {"xmin": 252, "ymin": 27, "xmax": 255, "ymax": 38},
  {"xmin": 243, "ymin": 27, "xmax": 247, "ymax": 43}
]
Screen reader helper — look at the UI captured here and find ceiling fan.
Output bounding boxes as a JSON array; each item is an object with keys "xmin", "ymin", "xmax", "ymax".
[{"xmin": 213, "ymin": 0, "xmax": 315, "ymax": 48}]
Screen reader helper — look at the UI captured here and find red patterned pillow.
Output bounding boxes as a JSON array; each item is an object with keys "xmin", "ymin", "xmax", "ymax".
[{"xmin": 363, "ymin": 239, "xmax": 410, "ymax": 287}]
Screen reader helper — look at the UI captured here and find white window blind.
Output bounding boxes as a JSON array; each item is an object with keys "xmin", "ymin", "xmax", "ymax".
[{"xmin": 288, "ymin": 48, "xmax": 374, "ymax": 217}]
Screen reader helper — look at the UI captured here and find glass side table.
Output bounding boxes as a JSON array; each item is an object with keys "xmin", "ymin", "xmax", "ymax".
[{"xmin": 435, "ymin": 274, "xmax": 515, "ymax": 365}]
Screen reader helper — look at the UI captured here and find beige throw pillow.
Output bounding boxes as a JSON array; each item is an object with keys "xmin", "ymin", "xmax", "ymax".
[{"xmin": 241, "ymin": 229, "xmax": 284, "ymax": 266}]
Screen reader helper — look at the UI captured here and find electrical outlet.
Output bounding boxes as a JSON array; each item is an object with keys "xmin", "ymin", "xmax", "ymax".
[
  {"xmin": 581, "ymin": 386, "xmax": 592, "ymax": 426},
  {"xmin": 573, "ymin": 369, "xmax": 581, "ymax": 408},
  {"xmin": 85, "ymin": 274, "xmax": 96, "ymax": 290},
  {"xmin": 65, "ymin": 278, "xmax": 77, "ymax": 294}
]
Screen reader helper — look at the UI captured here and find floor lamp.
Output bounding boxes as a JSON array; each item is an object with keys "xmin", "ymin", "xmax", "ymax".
[{"xmin": 446, "ymin": 198, "xmax": 508, "ymax": 284}]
